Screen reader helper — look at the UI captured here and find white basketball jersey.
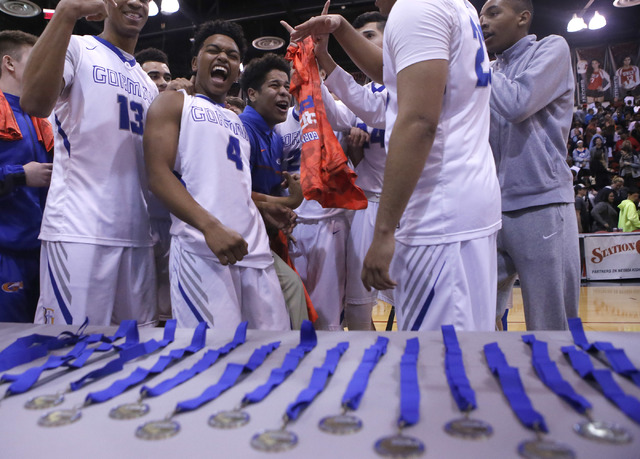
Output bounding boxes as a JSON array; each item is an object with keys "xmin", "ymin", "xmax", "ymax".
[
  {"xmin": 171, "ymin": 93, "xmax": 272, "ymax": 268},
  {"xmin": 384, "ymin": 0, "xmax": 501, "ymax": 245},
  {"xmin": 40, "ymin": 35, "xmax": 157, "ymax": 246}
]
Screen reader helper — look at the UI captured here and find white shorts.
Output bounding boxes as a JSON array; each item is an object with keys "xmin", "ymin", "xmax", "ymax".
[
  {"xmin": 170, "ymin": 239, "xmax": 289, "ymax": 330},
  {"xmin": 35, "ymin": 241, "xmax": 157, "ymax": 326},
  {"xmin": 151, "ymin": 217, "xmax": 172, "ymax": 320},
  {"xmin": 390, "ymin": 233, "xmax": 497, "ymax": 331},
  {"xmin": 289, "ymin": 216, "xmax": 349, "ymax": 331}
]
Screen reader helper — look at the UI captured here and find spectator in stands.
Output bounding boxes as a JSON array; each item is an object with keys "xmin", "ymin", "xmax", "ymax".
[
  {"xmin": 619, "ymin": 140, "xmax": 640, "ymax": 188},
  {"xmin": 596, "ymin": 176, "xmax": 625, "ymax": 205},
  {"xmin": 574, "ymin": 184, "xmax": 590, "ymax": 233},
  {"xmin": 591, "ymin": 189, "xmax": 618, "ymax": 232},
  {"xmin": 572, "ymin": 140, "xmax": 589, "ymax": 170},
  {"xmin": 618, "ymin": 188, "xmax": 640, "ymax": 232},
  {"xmin": 590, "ymin": 135, "xmax": 611, "ymax": 189}
]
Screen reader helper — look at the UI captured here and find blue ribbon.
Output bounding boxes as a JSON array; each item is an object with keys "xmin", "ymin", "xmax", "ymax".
[
  {"xmin": 84, "ymin": 322, "xmax": 207, "ymax": 404},
  {"xmin": 0, "ymin": 319, "xmax": 94, "ymax": 373},
  {"xmin": 569, "ymin": 317, "xmax": 640, "ymax": 387},
  {"xmin": 562, "ymin": 345, "xmax": 640, "ymax": 424},
  {"xmin": 2, "ymin": 321, "xmax": 139, "ymax": 395},
  {"xmin": 442, "ymin": 325, "xmax": 477, "ymax": 413},
  {"xmin": 140, "ymin": 321, "xmax": 247, "ymax": 398},
  {"xmin": 484, "ymin": 342, "xmax": 548, "ymax": 432},
  {"xmin": 242, "ymin": 320, "xmax": 317, "ymax": 405},
  {"xmin": 522, "ymin": 335, "xmax": 592, "ymax": 415},
  {"xmin": 285, "ymin": 342, "xmax": 349, "ymax": 421},
  {"xmin": 175, "ymin": 341, "xmax": 280, "ymax": 414},
  {"xmin": 341, "ymin": 336, "xmax": 388, "ymax": 411},
  {"xmin": 67, "ymin": 321, "xmax": 176, "ymax": 396},
  {"xmin": 398, "ymin": 337, "xmax": 420, "ymax": 427}
]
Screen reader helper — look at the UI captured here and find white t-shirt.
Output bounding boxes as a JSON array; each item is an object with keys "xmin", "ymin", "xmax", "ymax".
[
  {"xmin": 383, "ymin": 0, "xmax": 501, "ymax": 245},
  {"xmin": 172, "ymin": 93, "xmax": 272, "ymax": 268},
  {"xmin": 40, "ymin": 35, "xmax": 158, "ymax": 246}
]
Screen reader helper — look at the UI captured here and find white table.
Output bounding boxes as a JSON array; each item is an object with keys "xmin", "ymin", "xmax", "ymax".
[{"xmin": 1, "ymin": 323, "xmax": 639, "ymax": 459}]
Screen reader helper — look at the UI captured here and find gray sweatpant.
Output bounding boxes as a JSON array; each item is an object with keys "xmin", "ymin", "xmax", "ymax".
[{"xmin": 496, "ymin": 203, "xmax": 580, "ymax": 330}]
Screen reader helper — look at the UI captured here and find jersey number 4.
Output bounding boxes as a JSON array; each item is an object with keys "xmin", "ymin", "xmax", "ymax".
[
  {"xmin": 469, "ymin": 18, "xmax": 491, "ymax": 87},
  {"xmin": 227, "ymin": 136, "xmax": 243, "ymax": 171},
  {"xmin": 117, "ymin": 94, "xmax": 144, "ymax": 135}
]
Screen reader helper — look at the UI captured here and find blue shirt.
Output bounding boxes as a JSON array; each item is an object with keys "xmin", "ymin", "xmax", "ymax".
[
  {"xmin": 240, "ymin": 105, "xmax": 286, "ymax": 196},
  {"xmin": 0, "ymin": 93, "xmax": 52, "ymax": 251}
]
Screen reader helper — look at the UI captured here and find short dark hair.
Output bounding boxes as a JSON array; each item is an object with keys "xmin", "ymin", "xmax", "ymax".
[
  {"xmin": 507, "ymin": 0, "xmax": 534, "ymax": 16},
  {"xmin": 0, "ymin": 30, "xmax": 37, "ymax": 77},
  {"xmin": 628, "ymin": 187, "xmax": 640, "ymax": 196},
  {"xmin": 135, "ymin": 47, "xmax": 169, "ymax": 66},
  {"xmin": 226, "ymin": 96, "xmax": 246, "ymax": 111},
  {"xmin": 240, "ymin": 53, "xmax": 290, "ymax": 95},
  {"xmin": 192, "ymin": 20, "xmax": 247, "ymax": 59},
  {"xmin": 352, "ymin": 12, "xmax": 386, "ymax": 31}
]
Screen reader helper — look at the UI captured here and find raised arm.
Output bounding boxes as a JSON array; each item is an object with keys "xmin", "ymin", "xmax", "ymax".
[
  {"xmin": 20, "ymin": 0, "xmax": 113, "ymax": 117},
  {"xmin": 144, "ymin": 91, "xmax": 248, "ymax": 265}
]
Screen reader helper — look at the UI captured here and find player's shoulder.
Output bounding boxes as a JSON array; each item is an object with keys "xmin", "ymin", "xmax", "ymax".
[
  {"xmin": 148, "ymin": 89, "xmax": 185, "ymax": 118},
  {"xmin": 537, "ymin": 34, "xmax": 570, "ymax": 54}
]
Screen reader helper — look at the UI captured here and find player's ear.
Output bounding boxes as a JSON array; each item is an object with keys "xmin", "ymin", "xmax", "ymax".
[
  {"xmin": 247, "ymin": 87, "xmax": 257, "ymax": 104},
  {"xmin": 191, "ymin": 56, "xmax": 198, "ymax": 73},
  {"xmin": 517, "ymin": 10, "xmax": 531, "ymax": 29}
]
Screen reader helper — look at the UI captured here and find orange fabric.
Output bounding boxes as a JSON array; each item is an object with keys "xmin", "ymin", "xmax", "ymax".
[
  {"xmin": 0, "ymin": 89, "xmax": 54, "ymax": 152},
  {"xmin": 271, "ymin": 231, "xmax": 319, "ymax": 324},
  {"xmin": 285, "ymin": 38, "xmax": 367, "ymax": 210}
]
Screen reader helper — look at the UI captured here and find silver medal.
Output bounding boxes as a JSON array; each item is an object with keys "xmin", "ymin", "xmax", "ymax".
[
  {"xmin": 135, "ymin": 419, "xmax": 180, "ymax": 440},
  {"xmin": 574, "ymin": 420, "xmax": 632, "ymax": 444},
  {"xmin": 109, "ymin": 402, "xmax": 150, "ymax": 420},
  {"xmin": 319, "ymin": 413, "xmax": 363, "ymax": 435},
  {"xmin": 38, "ymin": 409, "xmax": 82, "ymax": 427},
  {"xmin": 250, "ymin": 429, "xmax": 298, "ymax": 452},
  {"xmin": 444, "ymin": 417, "xmax": 493, "ymax": 440},
  {"xmin": 208, "ymin": 410, "xmax": 250, "ymax": 429},
  {"xmin": 25, "ymin": 393, "xmax": 65, "ymax": 410},
  {"xmin": 374, "ymin": 434, "xmax": 425, "ymax": 457},
  {"xmin": 518, "ymin": 439, "xmax": 575, "ymax": 459}
]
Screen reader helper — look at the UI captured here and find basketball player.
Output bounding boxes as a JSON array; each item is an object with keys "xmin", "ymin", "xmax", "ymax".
[
  {"xmin": 20, "ymin": 0, "xmax": 158, "ymax": 326},
  {"xmin": 143, "ymin": 20, "xmax": 290, "ymax": 330},
  {"xmin": 480, "ymin": 0, "xmax": 579, "ymax": 330},
  {"xmin": 289, "ymin": 0, "xmax": 502, "ymax": 331}
]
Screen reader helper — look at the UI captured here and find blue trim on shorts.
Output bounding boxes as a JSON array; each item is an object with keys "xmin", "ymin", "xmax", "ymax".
[
  {"xmin": 411, "ymin": 262, "xmax": 446, "ymax": 331},
  {"xmin": 47, "ymin": 261, "xmax": 72, "ymax": 325},
  {"xmin": 178, "ymin": 281, "xmax": 205, "ymax": 323}
]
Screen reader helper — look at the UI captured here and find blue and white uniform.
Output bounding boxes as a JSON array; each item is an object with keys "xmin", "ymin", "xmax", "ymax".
[
  {"xmin": 170, "ymin": 93, "xmax": 288, "ymax": 330},
  {"xmin": 35, "ymin": 35, "xmax": 158, "ymax": 326}
]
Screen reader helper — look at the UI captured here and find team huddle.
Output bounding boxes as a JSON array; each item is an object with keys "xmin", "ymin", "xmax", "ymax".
[{"xmin": 1, "ymin": 0, "xmax": 579, "ymax": 332}]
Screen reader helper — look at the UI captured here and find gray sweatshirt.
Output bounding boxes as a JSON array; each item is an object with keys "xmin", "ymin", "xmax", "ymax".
[{"xmin": 489, "ymin": 34, "xmax": 575, "ymax": 212}]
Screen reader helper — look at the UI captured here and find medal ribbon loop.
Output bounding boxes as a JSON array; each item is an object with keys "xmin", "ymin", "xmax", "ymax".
[
  {"xmin": 484, "ymin": 342, "xmax": 548, "ymax": 432},
  {"xmin": 442, "ymin": 325, "xmax": 476, "ymax": 413},
  {"xmin": 285, "ymin": 341, "xmax": 349, "ymax": 421},
  {"xmin": 398, "ymin": 337, "xmax": 420, "ymax": 428},
  {"xmin": 341, "ymin": 336, "xmax": 389, "ymax": 411}
]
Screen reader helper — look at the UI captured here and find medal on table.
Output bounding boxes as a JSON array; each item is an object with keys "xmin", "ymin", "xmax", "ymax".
[
  {"xmin": 319, "ymin": 336, "xmax": 389, "ymax": 435},
  {"xmin": 136, "ymin": 341, "xmax": 280, "ymax": 440},
  {"xmin": 250, "ymin": 341, "xmax": 349, "ymax": 452},
  {"xmin": 374, "ymin": 337, "xmax": 425, "ymax": 458},
  {"xmin": 209, "ymin": 321, "xmax": 317, "ymax": 430},
  {"xmin": 484, "ymin": 342, "xmax": 576, "ymax": 459},
  {"xmin": 441, "ymin": 325, "xmax": 493, "ymax": 440}
]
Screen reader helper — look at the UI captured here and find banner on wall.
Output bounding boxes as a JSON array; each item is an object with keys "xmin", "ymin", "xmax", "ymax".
[
  {"xmin": 574, "ymin": 42, "xmax": 640, "ymax": 106},
  {"xmin": 583, "ymin": 233, "xmax": 640, "ymax": 280}
]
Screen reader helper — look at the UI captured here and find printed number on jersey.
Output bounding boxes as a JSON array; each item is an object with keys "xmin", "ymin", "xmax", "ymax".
[
  {"xmin": 117, "ymin": 94, "xmax": 144, "ymax": 135},
  {"xmin": 468, "ymin": 18, "xmax": 491, "ymax": 87}
]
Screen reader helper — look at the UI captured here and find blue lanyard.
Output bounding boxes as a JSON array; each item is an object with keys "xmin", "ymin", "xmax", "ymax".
[
  {"xmin": 341, "ymin": 336, "xmax": 388, "ymax": 411},
  {"xmin": 562, "ymin": 344, "xmax": 640, "ymax": 424},
  {"xmin": 69, "ymin": 321, "xmax": 176, "ymax": 396},
  {"xmin": 522, "ymin": 335, "xmax": 592, "ymax": 415},
  {"xmin": 2, "ymin": 321, "xmax": 139, "ymax": 396},
  {"xmin": 0, "ymin": 319, "xmax": 91, "ymax": 373},
  {"xmin": 140, "ymin": 321, "xmax": 247, "ymax": 398},
  {"xmin": 484, "ymin": 342, "xmax": 547, "ymax": 432},
  {"xmin": 569, "ymin": 317, "xmax": 640, "ymax": 387},
  {"xmin": 398, "ymin": 337, "xmax": 420, "ymax": 428},
  {"xmin": 84, "ymin": 322, "xmax": 208, "ymax": 405},
  {"xmin": 242, "ymin": 320, "xmax": 317, "ymax": 405},
  {"xmin": 285, "ymin": 342, "xmax": 349, "ymax": 421},
  {"xmin": 175, "ymin": 341, "xmax": 280, "ymax": 414},
  {"xmin": 442, "ymin": 325, "xmax": 476, "ymax": 413}
]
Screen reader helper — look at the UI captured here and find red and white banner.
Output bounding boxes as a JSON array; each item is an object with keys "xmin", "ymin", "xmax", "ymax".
[{"xmin": 583, "ymin": 233, "xmax": 640, "ymax": 280}]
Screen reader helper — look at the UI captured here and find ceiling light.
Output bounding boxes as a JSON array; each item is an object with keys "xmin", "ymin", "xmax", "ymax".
[
  {"xmin": 567, "ymin": 14, "xmax": 587, "ymax": 32},
  {"xmin": 588, "ymin": 11, "xmax": 606, "ymax": 29},
  {"xmin": 252, "ymin": 36, "xmax": 286, "ymax": 51},
  {"xmin": 149, "ymin": 0, "xmax": 158, "ymax": 16},
  {"xmin": 613, "ymin": 0, "xmax": 640, "ymax": 7},
  {"xmin": 0, "ymin": 0, "xmax": 41, "ymax": 17},
  {"xmin": 161, "ymin": 0, "xmax": 179, "ymax": 14}
]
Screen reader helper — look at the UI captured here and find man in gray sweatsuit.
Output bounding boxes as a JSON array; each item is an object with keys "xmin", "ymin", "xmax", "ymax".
[{"xmin": 480, "ymin": 0, "xmax": 579, "ymax": 330}]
